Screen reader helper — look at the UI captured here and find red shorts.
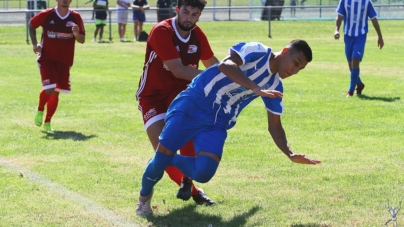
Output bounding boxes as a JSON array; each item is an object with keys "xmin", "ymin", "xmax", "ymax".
[
  {"xmin": 38, "ymin": 59, "xmax": 71, "ymax": 94},
  {"xmin": 138, "ymin": 87, "xmax": 185, "ymax": 130}
]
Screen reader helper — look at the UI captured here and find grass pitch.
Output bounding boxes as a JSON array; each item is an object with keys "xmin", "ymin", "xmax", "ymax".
[{"xmin": 0, "ymin": 20, "xmax": 403, "ymax": 226}]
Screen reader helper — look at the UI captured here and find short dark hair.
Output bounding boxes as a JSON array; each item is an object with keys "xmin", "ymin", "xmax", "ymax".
[
  {"xmin": 287, "ymin": 39, "xmax": 312, "ymax": 62},
  {"xmin": 177, "ymin": 0, "xmax": 207, "ymax": 11}
]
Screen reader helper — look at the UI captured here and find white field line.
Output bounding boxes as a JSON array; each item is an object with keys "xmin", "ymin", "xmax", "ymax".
[{"xmin": 0, "ymin": 157, "xmax": 139, "ymax": 227}]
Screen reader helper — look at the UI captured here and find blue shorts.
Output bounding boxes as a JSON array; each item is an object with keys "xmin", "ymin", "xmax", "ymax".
[
  {"xmin": 344, "ymin": 34, "xmax": 367, "ymax": 62},
  {"xmin": 132, "ymin": 12, "xmax": 146, "ymax": 22},
  {"xmin": 159, "ymin": 91, "xmax": 228, "ymax": 158}
]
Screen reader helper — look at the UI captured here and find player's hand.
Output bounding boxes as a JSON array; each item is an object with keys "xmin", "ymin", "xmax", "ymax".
[
  {"xmin": 33, "ymin": 44, "xmax": 42, "ymax": 54},
  {"xmin": 289, "ymin": 153, "xmax": 321, "ymax": 165},
  {"xmin": 252, "ymin": 87, "xmax": 283, "ymax": 98},
  {"xmin": 378, "ymin": 37, "xmax": 384, "ymax": 49},
  {"xmin": 72, "ymin": 23, "xmax": 79, "ymax": 37},
  {"xmin": 334, "ymin": 31, "xmax": 340, "ymax": 40}
]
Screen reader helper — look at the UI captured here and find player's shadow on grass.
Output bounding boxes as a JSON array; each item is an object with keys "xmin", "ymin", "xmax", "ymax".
[
  {"xmin": 145, "ymin": 204, "xmax": 259, "ymax": 227},
  {"xmin": 42, "ymin": 130, "xmax": 97, "ymax": 141},
  {"xmin": 358, "ymin": 94, "xmax": 400, "ymax": 102}
]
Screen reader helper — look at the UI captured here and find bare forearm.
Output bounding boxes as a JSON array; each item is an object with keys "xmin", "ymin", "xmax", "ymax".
[
  {"xmin": 371, "ymin": 18, "xmax": 383, "ymax": 38},
  {"xmin": 268, "ymin": 126, "xmax": 293, "ymax": 158},
  {"xmin": 28, "ymin": 23, "xmax": 38, "ymax": 46},
  {"xmin": 335, "ymin": 15, "xmax": 342, "ymax": 32},
  {"xmin": 171, "ymin": 66, "xmax": 202, "ymax": 81},
  {"xmin": 75, "ymin": 34, "xmax": 85, "ymax": 43}
]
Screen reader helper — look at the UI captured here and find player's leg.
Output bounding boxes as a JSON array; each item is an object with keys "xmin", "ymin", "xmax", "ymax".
[
  {"xmin": 353, "ymin": 35, "xmax": 366, "ymax": 95},
  {"xmin": 99, "ymin": 23, "xmax": 105, "ymax": 42},
  {"xmin": 170, "ymin": 126, "xmax": 226, "ymax": 184},
  {"xmin": 35, "ymin": 60, "xmax": 57, "ymax": 127},
  {"xmin": 344, "ymin": 35, "xmax": 356, "ymax": 96},
  {"xmin": 139, "ymin": 97, "xmax": 187, "ymax": 197}
]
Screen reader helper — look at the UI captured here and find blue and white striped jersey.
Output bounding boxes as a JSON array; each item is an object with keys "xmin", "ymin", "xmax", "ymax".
[
  {"xmin": 188, "ymin": 42, "xmax": 284, "ymax": 129},
  {"xmin": 336, "ymin": 0, "xmax": 377, "ymax": 37}
]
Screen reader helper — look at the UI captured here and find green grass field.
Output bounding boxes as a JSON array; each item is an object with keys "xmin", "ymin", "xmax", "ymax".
[{"xmin": 1, "ymin": 20, "xmax": 403, "ymax": 227}]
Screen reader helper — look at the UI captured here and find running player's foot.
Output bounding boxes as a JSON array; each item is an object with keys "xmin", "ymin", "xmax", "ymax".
[
  {"xmin": 35, "ymin": 110, "xmax": 44, "ymax": 126},
  {"xmin": 176, "ymin": 177, "xmax": 192, "ymax": 201},
  {"xmin": 43, "ymin": 122, "xmax": 53, "ymax": 131},
  {"xmin": 136, "ymin": 190, "xmax": 153, "ymax": 217},
  {"xmin": 192, "ymin": 189, "xmax": 216, "ymax": 206},
  {"xmin": 346, "ymin": 92, "xmax": 353, "ymax": 98},
  {"xmin": 356, "ymin": 83, "xmax": 365, "ymax": 95}
]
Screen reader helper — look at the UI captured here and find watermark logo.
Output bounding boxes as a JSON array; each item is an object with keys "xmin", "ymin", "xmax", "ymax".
[{"xmin": 384, "ymin": 200, "xmax": 402, "ymax": 227}]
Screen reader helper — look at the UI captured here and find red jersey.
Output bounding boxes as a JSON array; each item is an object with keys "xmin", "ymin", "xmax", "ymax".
[
  {"xmin": 136, "ymin": 18, "xmax": 214, "ymax": 100},
  {"xmin": 30, "ymin": 8, "xmax": 85, "ymax": 66}
]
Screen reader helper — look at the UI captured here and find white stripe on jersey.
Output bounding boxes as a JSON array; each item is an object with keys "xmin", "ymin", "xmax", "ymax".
[{"xmin": 136, "ymin": 51, "xmax": 158, "ymax": 100}]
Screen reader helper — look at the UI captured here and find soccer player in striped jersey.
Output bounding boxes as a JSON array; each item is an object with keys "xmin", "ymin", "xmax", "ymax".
[
  {"xmin": 136, "ymin": 40, "xmax": 321, "ymax": 216},
  {"xmin": 334, "ymin": 0, "xmax": 384, "ymax": 97},
  {"xmin": 29, "ymin": 0, "xmax": 85, "ymax": 131}
]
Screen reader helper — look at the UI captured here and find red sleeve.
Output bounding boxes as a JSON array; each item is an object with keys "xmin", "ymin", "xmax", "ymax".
[
  {"xmin": 29, "ymin": 9, "xmax": 50, "ymax": 28},
  {"xmin": 149, "ymin": 25, "xmax": 180, "ymax": 61},
  {"xmin": 194, "ymin": 26, "xmax": 214, "ymax": 61},
  {"xmin": 72, "ymin": 11, "xmax": 86, "ymax": 35}
]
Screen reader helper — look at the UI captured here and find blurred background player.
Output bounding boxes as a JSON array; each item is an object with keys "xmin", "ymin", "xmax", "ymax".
[
  {"xmin": 135, "ymin": 0, "xmax": 219, "ymax": 206},
  {"xmin": 334, "ymin": 0, "xmax": 384, "ymax": 97},
  {"xmin": 29, "ymin": 0, "xmax": 85, "ymax": 131},
  {"xmin": 93, "ymin": 0, "xmax": 108, "ymax": 42},
  {"xmin": 156, "ymin": 0, "xmax": 173, "ymax": 22},
  {"xmin": 117, "ymin": 0, "xmax": 130, "ymax": 41},
  {"xmin": 131, "ymin": 0, "xmax": 149, "ymax": 41}
]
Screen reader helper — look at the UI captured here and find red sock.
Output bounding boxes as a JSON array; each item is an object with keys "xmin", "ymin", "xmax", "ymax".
[
  {"xmin": 38, "ymin": 90, "xmax": 51, "ymax": 111},
  {"xmin": 180, "ymin": 140, "xmax": 199, "ymax": 195},
  {"xmin": 165, "ymin": 166, "xmax": 183, "ymax": 186},
  {"xmin": 44, "ymin": 95, "xmax": 59, "ymax": 123}
]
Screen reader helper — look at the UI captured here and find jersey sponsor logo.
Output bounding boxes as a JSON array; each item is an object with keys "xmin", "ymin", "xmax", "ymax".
[
  {"xmin": 66, "ymin": 21, "xmax": 75, "ymax": 27},
  {"xmin": 143, "ymin": 108, "xmax": 157, "ymax": 121},
  {"xmin": 42, "ymin": 79, "xmax": 50, "ymax": 86},
  {"xmin": 187, "ymin": 45, "xmax": 197, "ymax": 53},
  {"xmin": 47, "ymin": 31, "xmax": 74, "ymax": 39}
]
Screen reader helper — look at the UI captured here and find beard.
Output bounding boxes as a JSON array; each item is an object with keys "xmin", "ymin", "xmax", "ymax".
[{"xmin": 177, "ymin": 16, "xmax": 196, "ymax": 31}]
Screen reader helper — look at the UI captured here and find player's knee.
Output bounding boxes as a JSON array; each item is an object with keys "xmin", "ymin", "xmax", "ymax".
[
  {"xmin": 193, "ymin": 155, "xmax": 219, "ymax": 183},
  {"xmin": 193, "ymin": 169, "xmax": 214, "ymax": 183}
]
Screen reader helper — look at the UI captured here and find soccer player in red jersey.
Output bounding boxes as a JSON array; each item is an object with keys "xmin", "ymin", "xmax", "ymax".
[
  {"xmin": 29, "ymin": 0, "xmax": 85, "ymax": 131},
  {"xmin": 136, "ymin": 0, "xmax": 219, "ymax": 206}
]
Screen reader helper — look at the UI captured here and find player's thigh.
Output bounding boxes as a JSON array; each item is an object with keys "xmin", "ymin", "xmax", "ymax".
[
  {"xmin": 55, "ymin": 63, "xmax": 71, "ymax": 93},
  {"xmin": 352, "ymin": 35, "xmax": 367, "ymax": 61},
  {"xmin": 194, "ymin": 126, "xmax": 227, "ymax": 159},
  {"xmin": 38, "ymin": 60, "xmax": 58, "ymax": 90}
]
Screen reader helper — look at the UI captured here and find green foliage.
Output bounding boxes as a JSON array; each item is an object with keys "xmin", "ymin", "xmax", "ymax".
[{"xmin": 1, "ymin": 20, "xmax": 403, "ymax": 226}]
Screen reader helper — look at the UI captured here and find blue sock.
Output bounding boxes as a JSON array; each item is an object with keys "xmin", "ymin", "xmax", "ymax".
[
  {"xmin": 348, "ymin": 68, "xmax": 359, "ymax": 93},
  {"xmin": 140, "ymin": 151, "xmax": 173, "ymax": 196},
  {"xmin": 171, "ymin": 154, "xmax": 219, "ymax": 183},
  {"xmin": 354, "ymin": 68, "xmax": 362, "ymax": 86}
]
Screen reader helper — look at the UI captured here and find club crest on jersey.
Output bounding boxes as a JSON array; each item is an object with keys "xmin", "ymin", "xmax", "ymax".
[
  {"xmin": 66, "ymin": 21, "xmax": 75, "ymax": 27},
  {"xmin": 187, "ymin": 45, "xmax": 197, "ymax": 53}
]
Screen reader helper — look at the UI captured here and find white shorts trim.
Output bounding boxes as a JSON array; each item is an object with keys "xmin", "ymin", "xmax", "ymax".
[{"xmin": 144, "ymin": 113, "xmax": 166, "ymax": 131}]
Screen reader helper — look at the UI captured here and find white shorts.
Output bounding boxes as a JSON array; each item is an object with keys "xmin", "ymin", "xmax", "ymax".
[{"xmin": 117, "ymin": 9, "xmax": 129, "ymax": 24}]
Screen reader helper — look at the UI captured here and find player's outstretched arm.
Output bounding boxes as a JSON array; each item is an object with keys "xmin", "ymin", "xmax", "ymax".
[
  {"xmin": 267, "ymin": 111, "xmax": 321, "ymax": 165},
  {"xmin": 218, "ymin": 52, "xmax": 283, "ymax": 99}
]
